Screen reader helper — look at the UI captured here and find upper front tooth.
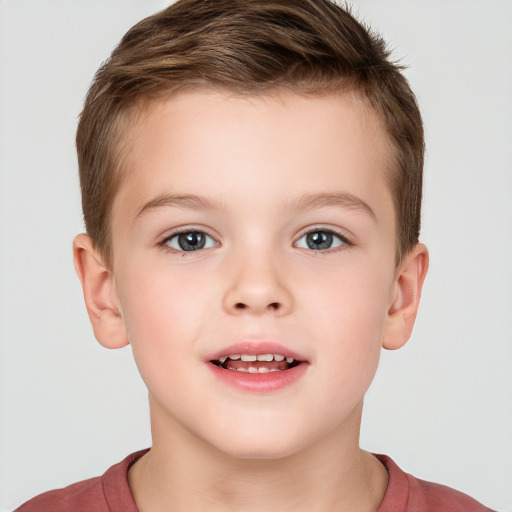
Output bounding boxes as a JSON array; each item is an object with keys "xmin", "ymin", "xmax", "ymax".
[
  {"xmin": 241, "ymin": 354, "xmax": 257, "ymax": 362},
  {"xmin": 286, "ymin": 357, "xmax": 294, "ymax": 363},
  {"xmin": 228, "ymin": 354, "xmax": 241, "ymax": 360},
  {"xmin": 257, "ymin": 354, "xmax": 273, "ymax": 362},
  {"xmin": 274, "ymin": 354, "xmax": 285, "ymax": 361},
  {"xmin": 218, "ymin": 356, "xmax": 227, "ymax": 363}
]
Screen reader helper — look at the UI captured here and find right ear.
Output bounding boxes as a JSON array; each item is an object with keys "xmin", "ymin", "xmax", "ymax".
[{"xmin": 73, "ymin": 234, "xmax": 129, "ymax": 349}]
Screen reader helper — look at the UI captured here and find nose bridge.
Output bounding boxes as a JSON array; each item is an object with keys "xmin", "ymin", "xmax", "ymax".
[{"xmin": 222, "ymin": 241, "xmax": 293, "ymax": 316}]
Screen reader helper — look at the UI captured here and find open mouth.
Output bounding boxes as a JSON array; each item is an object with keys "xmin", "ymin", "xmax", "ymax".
[{"xmin": 210, "ymin": 353, "xmax": 301, "ymax": 373}]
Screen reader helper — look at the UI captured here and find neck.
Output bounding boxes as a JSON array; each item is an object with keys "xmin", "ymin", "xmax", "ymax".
[{"xmin": 128, "ymin": 401, "xmax": 388, "ymax": 512}]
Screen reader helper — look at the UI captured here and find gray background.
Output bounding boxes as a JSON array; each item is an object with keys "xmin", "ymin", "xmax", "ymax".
[{"xmin": 0, "ymin": 1, "xmax": 510, "ymax": 510}]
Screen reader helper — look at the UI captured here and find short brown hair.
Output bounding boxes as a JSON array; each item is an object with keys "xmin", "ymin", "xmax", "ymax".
[{"xmin": 76, "ymin": 0, "xmax": 424, "ymax": 266}]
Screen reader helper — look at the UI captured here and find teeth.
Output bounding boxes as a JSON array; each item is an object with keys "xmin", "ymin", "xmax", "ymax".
[
  {"xmin": 218, "ymin": 353, "xmax": 298, "ymax": 366},
  {"xmin": 246, "ymin": 367, "xmax": 273, "ymax": 373},
  {"xmin": 227, "ymin": 353, "xmax": 291, "ymax": 362},
  {"xmin": 227, "ymin": 366, "xmax": 284, "ymax": 373},
  {"xmin": 257, "ymin": 353, "xmax": 273, "ymax": 362}
]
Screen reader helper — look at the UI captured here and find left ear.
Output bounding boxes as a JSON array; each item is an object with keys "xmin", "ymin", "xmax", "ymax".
[{"xmin": 383, "ymin": 243, "xmax": 429, "ymax": 350}]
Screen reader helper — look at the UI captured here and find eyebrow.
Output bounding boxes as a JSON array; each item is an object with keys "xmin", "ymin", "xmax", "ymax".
[
  {"xmin": 135, "ymin": 191, "xmax": 376, "ymax": 221},
  {"xmin": 136, "ymin": 193, "xmax": 223, "ymax": 219},
  {"xmin": 288, "ymin": 192, "xmax": 377, "ymax": 221}
]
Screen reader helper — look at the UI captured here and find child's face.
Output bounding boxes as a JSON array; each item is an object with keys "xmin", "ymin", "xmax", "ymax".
[{"xmin": 104, "ymin": 90, "xmax": 413, "ymax": 458}]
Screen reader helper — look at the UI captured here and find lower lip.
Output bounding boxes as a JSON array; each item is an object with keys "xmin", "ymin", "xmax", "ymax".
[{"xmin": 207, "ymin": 362, "xmax": 308, "ymax": 392}]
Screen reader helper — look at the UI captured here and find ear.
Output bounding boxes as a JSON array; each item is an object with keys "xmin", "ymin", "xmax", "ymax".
[
  {"xmin": 73, "ymin": 234, "xmax": 129, "ymax": 349},
  {"xmin": 383, "ymin": 243, "xmax": 429, "ymax": 350}
]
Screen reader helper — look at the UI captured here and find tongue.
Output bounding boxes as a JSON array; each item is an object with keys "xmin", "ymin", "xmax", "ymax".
[{"xmin": 224, "ymin": 360, "xmax": 290, "ymax": 371}]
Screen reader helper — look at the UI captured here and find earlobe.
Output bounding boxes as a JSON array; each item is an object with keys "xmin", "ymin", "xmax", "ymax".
[
  {"xmin": 383, "ymin": 243, "xmax": 429, "ymax": 350},
  {"xmin": 73, "ymin": 234, "xmax": 129, "ymax": 349}
]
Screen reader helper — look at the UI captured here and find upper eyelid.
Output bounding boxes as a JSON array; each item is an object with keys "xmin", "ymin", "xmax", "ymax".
[
  {"xmin": 295, "ymin": 226, "xmax": 352, "ymax": 243},
  {"xmin": 160, "ymin": 226, "xmax": 219, "ymax": 242}
]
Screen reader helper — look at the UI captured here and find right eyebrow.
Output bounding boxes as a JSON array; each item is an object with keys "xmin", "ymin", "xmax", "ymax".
[{"xmin": 135, "ymin": 193, "xmax": 224, "ymax": 220}]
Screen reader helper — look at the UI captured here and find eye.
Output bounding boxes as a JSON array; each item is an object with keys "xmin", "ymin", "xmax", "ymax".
[
  {"xmin": 163, "ymin": 231, "xmax": 217, "ymax": 252},
  {"xmin": 295, "ymin": 229, "xmax": 348, "ymax": 251}
]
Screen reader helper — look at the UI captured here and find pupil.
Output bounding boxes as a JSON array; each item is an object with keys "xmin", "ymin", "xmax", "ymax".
[
  {"xmin": 306, "ymin": 231, "xmax": 332, "ymax": 250},
  {"xmin": 178, "ymin": 232, "xmax": 205, "ymax": 251}
]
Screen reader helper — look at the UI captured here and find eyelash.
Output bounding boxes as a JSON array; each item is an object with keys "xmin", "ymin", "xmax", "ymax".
[
  {"xmin": 158, "ymin": 228, "xmax": 218, "ymax": 255},
  {"xmin": 158, "ymin": 227, "xmax": 352, "ymax": 255},
  {"xmin": 295, "ymin": 227, "xmax": 352, "ymax": 253}
]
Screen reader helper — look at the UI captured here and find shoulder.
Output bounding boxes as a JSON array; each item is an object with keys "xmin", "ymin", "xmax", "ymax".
[
  {"xmin": 410, "ymin": 476, "xmax": 495, "ymax": 512},
  {"xmin": 376, "ymin": 454, "xmax": 495, "ymax": 512},
  {"xmin": 14, "ymin": 449, "xmax": 148, "ymax": 512},
  {"xmin": 15, "ymin": 476, "xmax": 106, "ymax": 512}
]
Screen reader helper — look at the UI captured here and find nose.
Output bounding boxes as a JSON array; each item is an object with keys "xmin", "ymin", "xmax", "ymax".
[{"xmin": 222, "ymin": 252, "xmax": 293, "ymax": 316}]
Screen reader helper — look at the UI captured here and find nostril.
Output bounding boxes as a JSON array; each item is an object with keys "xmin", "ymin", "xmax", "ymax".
[{"xmin": 231, "ymin": 301, "xmax": 283, "ymax": 312}]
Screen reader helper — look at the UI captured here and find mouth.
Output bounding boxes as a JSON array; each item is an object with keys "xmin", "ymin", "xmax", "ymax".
[
  {"xmin": 210, "ymin": 353, "xmax": 301, "ymax": 373},
  {"xmin": 207, "ymin": 344, "xmax": 308, "ymax": 391}
]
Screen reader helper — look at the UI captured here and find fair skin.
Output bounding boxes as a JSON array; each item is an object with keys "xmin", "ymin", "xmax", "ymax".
[{"xmin": 74, "ymin": 90, "xmax": 428, "ymax": 512}]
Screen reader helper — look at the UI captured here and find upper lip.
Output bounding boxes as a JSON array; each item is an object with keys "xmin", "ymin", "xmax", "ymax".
[{"xmin": 207, "ymin": 341, "xmax": 307, "ymax": 362}]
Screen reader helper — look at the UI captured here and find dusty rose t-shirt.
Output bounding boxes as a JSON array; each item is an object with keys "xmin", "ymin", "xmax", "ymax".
[{"xmin": 16, "ymin": 450, "xmax": 494, "ymax": 512}]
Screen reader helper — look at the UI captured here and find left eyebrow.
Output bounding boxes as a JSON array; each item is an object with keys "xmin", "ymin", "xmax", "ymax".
[{"xmin": 288, "ymin": 192, "xmax": 377, "ymax": 221}]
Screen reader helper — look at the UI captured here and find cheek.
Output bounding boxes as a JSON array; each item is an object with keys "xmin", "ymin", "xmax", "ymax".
[
  {"xmin": 303, "ymin": 267, "xmax": 390, "ymax": 421},
  {"xmin": 304, "ymin": 254, "xmax": 391, "ymax": 327},
  {"xmin": 302, "ymin": 260, "xmax": 392, "ymax": 371},
  {"xmin": 115, "ymin": 263, "xmax": 215, "ymax": 379}
]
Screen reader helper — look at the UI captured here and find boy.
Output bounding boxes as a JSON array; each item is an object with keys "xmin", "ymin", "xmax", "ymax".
[{"xmin": 16, "ymin": 0, "xmax": 494, "ymax": 510}]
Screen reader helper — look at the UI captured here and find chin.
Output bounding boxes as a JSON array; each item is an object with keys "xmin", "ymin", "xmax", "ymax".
[
  {"xmin": 220, "ymin": 444, "xmax": 303, "ymax": 461},
  {"xmin": 206, "ymin": 427, "xmax": 314, "ymax": 462}
]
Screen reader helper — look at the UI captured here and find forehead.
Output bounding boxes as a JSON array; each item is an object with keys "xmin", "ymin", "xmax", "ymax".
[{"xmin": 113, "ymin": 89, "xmax": 394, "ymax": 225}]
